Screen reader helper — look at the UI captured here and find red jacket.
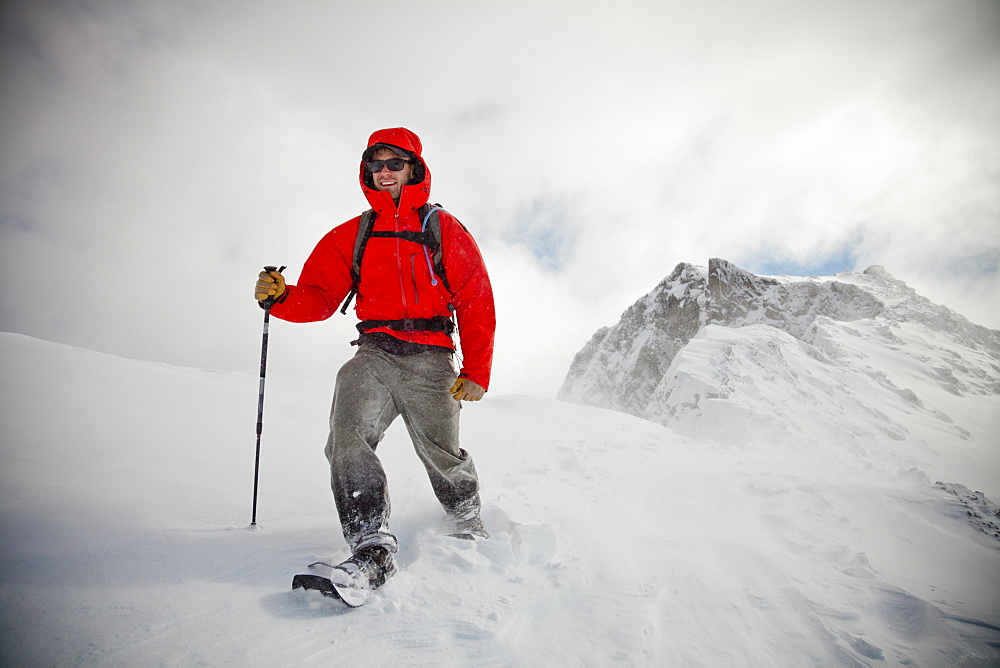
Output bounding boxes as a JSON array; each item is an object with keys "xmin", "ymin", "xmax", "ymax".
[{"xmin": 269, "ymin": 128, "xmax": 496, "ymax": 390}]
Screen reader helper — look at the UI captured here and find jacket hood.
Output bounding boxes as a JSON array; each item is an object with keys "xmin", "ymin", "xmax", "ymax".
[{"xmin": 360, "ymin": 127, "xmax": 431, "ymax": 212}]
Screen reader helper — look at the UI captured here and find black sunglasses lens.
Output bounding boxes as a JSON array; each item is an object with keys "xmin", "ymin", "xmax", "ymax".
[{"xmin": 366, "ymin": 158, "xmax": 409, "ymax": 172}]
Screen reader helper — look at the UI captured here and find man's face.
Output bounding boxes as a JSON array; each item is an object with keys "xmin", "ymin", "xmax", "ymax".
[{"xmin": 368, "ymin": 148, "xmax": 414, "ymax": 202}]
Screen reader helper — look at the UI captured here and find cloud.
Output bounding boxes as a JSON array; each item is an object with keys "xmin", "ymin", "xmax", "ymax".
[{"xmin": 1, "ymin": 0, "xmax": 998, "ymax": 398}]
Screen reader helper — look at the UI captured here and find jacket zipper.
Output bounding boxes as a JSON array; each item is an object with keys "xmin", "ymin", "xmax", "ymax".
[
  {"xmin": 395, "ymin": 212, "xmax": 409, "ymax": 311},
  {"xmin": 410, "ymin": 254, "xmax": 420, "ymax": 304}
]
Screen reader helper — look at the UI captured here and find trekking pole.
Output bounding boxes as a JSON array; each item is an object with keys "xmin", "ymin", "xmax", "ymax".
[{"xmin": 251, "ymin": 265, "xmax": 285, "ymax": 528}]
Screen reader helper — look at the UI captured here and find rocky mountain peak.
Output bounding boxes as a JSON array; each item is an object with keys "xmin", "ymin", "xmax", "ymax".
[
  {"xmin": 558, "ymin": 260, "xmax": 1000, "ymax": 465},
  {"xmin": 558, "ymin": 258, "xmax": 889, "ymax": 414}
]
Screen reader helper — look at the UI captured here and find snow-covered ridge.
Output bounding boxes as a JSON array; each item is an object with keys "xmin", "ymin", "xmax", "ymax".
[{"xmin": 559, "ymin": 259, "xmax": 1000, "ymax": 497}]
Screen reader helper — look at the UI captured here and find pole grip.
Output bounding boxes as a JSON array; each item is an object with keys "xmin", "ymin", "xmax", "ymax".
[{"xmin": 260, "ymin": 265, "xmax": 287, "ymax": 309}]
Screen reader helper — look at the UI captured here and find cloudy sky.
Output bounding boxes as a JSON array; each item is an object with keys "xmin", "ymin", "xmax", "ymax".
[{"xmin": 2, "ymin": 0, "xmax": 998, "ymax": 397}]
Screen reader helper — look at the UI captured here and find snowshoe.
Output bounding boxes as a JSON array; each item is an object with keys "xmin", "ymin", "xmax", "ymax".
[{"xmin": 292, "ymin": 544, "xmax": 397, "ymax": 608}]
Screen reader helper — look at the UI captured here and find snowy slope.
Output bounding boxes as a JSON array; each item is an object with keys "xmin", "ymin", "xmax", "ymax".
[{"xmin": 1, "ymin": 332, "xmax": 999, "ymax": 666}]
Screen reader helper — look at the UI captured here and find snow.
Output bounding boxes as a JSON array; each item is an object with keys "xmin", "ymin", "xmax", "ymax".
[{"xmin": 1, "ymin": 330, "xmax": 999, "ymax": 666}]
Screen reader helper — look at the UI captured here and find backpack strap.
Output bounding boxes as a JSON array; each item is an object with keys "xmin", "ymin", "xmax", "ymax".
[
  {"xmin": 339, "ymin": 209, "xmax": 377, "ymax": 315},
  {"xmin": 354, "ymin": 315, "xmax": 455, "ymax": 336}
]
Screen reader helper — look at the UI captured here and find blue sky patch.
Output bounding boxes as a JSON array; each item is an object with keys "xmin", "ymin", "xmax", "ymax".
[
  {"xmin": 504, "ymin": 198, "xmax": 575, "ymax": 272},
  {"xmin": 745, "ymin": 246, "xmax": 858, "ymax": 278}
]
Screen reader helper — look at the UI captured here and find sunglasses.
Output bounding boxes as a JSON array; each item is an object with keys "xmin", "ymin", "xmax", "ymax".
[{"xmin": 365, "ymin": 158, "xmax": 413, "ymax": 173}]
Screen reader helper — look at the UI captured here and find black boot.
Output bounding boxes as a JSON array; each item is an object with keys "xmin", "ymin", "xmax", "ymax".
[{"xmin": 333, "ymin": 545, "xmax": 397, "ymax": 590}]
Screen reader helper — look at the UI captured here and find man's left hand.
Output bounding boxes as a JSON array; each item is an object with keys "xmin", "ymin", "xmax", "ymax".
[{"xmin": 450, "ymin": 378, "xmax": 485, "ymax": 402}]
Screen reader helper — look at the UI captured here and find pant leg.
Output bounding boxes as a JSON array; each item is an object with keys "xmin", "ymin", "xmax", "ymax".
[
  {"xmin": 325, "ymin": 347, "xmax": 401, "ymax": 553},
  {"xmin": 394, "ymin": 350, "xmax": 483, "ymax": 519}
]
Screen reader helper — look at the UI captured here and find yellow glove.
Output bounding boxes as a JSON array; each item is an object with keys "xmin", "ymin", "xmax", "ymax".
[
  {"xmin": 450, "ymin": 377, "xmax": 485, "ymax": 402},
  {"xmin": 255, "ymin": 269, "xmax": 286, "ymax": 303}
]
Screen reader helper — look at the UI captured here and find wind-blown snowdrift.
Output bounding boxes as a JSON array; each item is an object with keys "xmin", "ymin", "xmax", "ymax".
[{"xmin": 1, "ymin": 332, "xmax": 998, "ymax": 665}]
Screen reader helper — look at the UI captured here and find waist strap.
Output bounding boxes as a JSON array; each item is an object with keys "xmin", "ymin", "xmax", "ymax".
[{"xmin": 356, "ymin": 315, "xmax": 455, "ymax": 336}]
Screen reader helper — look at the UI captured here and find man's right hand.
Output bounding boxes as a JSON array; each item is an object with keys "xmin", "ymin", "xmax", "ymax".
[{"xmin": 255, "ymin": 269, "xmax": 286, "ymax": 303}]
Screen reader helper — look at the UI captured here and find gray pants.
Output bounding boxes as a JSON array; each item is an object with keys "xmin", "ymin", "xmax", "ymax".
[{"xmin": 325, "ymin": 343, "xmax": 482, "ymax": 553}]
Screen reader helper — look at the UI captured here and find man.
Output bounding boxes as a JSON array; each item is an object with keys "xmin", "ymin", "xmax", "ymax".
[{"xmin": 254, "ymin": 128, "xmax": 495, "ymax": 593}]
